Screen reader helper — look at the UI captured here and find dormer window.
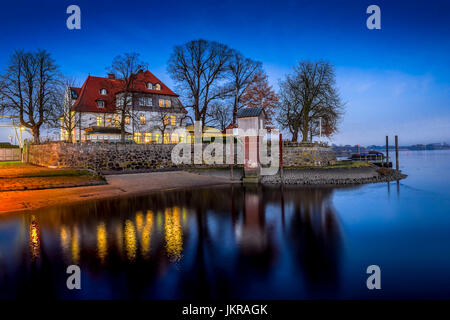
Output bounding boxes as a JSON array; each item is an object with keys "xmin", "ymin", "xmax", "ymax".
[
  {"xmin": 100, "ymin": 88, "xmax": 107, "ymax": 95},
  {"xmin": 97, "ymin": 100, "xmax": 105, "ymax": 108},
  {"xmin": 147, "ymin": 83, "xmax": 153, "ymax": 90},
  {"xmin": 155, "ymin": 83, "xmax": 161, "ymax": 91}
]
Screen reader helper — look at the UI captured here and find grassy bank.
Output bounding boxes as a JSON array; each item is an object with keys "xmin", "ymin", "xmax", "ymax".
[{"xmin": 0, "ymin": 162, "xmax": 105, "ymax": 191}]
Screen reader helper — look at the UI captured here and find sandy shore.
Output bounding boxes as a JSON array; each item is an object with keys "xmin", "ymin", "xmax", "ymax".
[{"xmin": 0, "ymin": 171, "xmax": 235, "ymax": 214}]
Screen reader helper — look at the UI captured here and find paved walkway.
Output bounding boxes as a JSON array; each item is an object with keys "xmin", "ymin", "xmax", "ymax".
[{"xmin": 0, "ymin": 171, "xmax": 234, "ymax": 214}]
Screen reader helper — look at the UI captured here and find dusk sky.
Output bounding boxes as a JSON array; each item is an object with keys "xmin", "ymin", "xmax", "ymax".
[{"xmin": 0, "ymin": 0, "xmax": 449, "ymax": 145}]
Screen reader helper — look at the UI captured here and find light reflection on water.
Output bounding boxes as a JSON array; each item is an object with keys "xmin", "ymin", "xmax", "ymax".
[{"xmin": 0, "ymin": 150, "xmax": 450, "ymax": 299}]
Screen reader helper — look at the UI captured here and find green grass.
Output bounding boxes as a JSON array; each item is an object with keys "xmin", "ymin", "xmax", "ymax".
[
  {"xmin": 0, "ymin": 161, "xmax": 98, "ymax": 179},
  {"xmin": 0, "ymin": 161, "xmax": 22, "ymax": 166}
]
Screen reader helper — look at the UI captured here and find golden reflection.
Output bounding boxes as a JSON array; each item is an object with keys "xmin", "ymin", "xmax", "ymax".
[
  {"xmin": 116, "ymin": 223, "xmax": 123, "ymax": 255},
  {"xmin": 182, "ymin": 207, "xmax": 187, "ymax": 225},
  {"xmin": 164, "ymin": 207, "xmax": 183, "ymax": 262},
  {"xmin": 124, "ymin": 219, "xmax": 137, "ymax": 261},
  {"xmin": 97, "ymin": 222, "xmax": 108, "ymax": 263},
  {"xmin": 29, "ymin": 215, "xmax": 40, "ymax": 261},
  {"xmin": 140, "ymin": 210, "xmax": 154, "ymax": 259},
  {"xmin": 157, "ymin": 211, "xmax": 163, "ymax": 230},
  {"xmin": 60, "ymin": 225, "xmax": 71, "ymax": 262},
  {"xmin": 135, "ymin": 211, "xmax": 144, "ymax": 235},
  {"xmin": 71, "ymin": 226, "xmax": 80, "ymax": 264}
]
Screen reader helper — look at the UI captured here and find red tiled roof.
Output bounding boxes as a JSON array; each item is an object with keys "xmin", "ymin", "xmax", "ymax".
[{"xmin": 71, "ymin": 70, "xmax": 179, "ymax": 113}]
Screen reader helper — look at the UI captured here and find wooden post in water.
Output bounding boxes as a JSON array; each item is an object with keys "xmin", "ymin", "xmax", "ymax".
[
  {"xmin": 395, "ymin": 135, "xmax": 399, "ymax": 171},
  {"xmin": 385, "ymin": 136, "xmax": 389, "ymax": 168},
  {"xmin": 279, "ymin": 133, "xmax": 283, "ymax": 183},
  {"xmin": 230, "ymin": 135, "xmax": 234, "ymax": 180}
]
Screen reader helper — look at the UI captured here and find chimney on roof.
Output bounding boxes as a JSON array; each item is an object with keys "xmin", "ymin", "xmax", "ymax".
[{"xmin": 108, "ymin": 73, "xmax": 115, "ymax": 79}]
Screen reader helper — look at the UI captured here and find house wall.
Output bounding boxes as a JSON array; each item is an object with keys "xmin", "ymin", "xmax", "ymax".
[{"xmin": 237, "ymin": 114, "xmax": 265, "ymax": 133}]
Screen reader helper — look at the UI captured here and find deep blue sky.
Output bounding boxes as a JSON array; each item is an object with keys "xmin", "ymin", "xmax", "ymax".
[{"xmin": 0, "ymin": 0, "xmax": 449, "ymax": 145}]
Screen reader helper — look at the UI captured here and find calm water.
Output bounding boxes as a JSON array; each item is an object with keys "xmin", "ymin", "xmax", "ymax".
[{"xmin": 1, "ymin": 150, "xmax": 450, "ymax": 299}]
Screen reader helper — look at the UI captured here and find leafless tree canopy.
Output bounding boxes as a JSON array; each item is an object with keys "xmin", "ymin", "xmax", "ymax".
[
  {"xmin": 227, "ymin": 51, "xmax": 262, "ymax": 124},
  {"xmin": 0, "ymin": 49, "xmax": 61, "ymax": 143},
  {"xmin": 167, "ymin": 39, "xmax": 232, "ymax": 126},
  {"xmin": 48, "ymin": 77, "xmax": 80, "ymax": 143},
  {"xmin": 107, "ymin": 52, "xmax": 148, "ymax": 142},
  {"xmin": 277, "ymin": 61, "xmax": 344, "ymax": 142},
  {"xmin": 206, "ymin": 101, "xmax": 233, "ymax": 131}
]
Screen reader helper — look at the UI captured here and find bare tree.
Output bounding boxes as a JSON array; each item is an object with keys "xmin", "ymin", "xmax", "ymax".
[
  {"xmin": 167, "ymin": 39, "xmax": 231, "ymax": 127},
  {"xmin": 206, "ymin": 101, "xmax": 233, "ymax": 131},
  {"xmin": 277, "ymin": 61, "xmax": 343, "ymax": 142},
  {"xmin": 0, "ymin": 49, "xmax": 61, "ymax": 143},
  {"xmin": 227, "ymin": 51, "xmax": 262, "ymax": 124},
  {"xmin": 45, "ymin": 78, "xmax": 80, "ymax": 142},
  {"xmin": 107, "ymin": 53, "xmax": 147, "ymax": 142}
]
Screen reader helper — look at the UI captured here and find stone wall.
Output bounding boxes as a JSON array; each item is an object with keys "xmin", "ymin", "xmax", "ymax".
[
  {"xmin": 29, "ymin": 142, "xmax": 176, "ymax": 171},
  {"xmin": 28, "ymin": 141, "xmax": 336, "ymax": 171},
  {"xmin": 282, "ymin": 142, "xmax": 336, "ymax": 167}
]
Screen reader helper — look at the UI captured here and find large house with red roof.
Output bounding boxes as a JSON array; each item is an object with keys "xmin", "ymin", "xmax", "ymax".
[{"xmin": 62, "ymin": 70, "xmax": 187, "ymax": 143}]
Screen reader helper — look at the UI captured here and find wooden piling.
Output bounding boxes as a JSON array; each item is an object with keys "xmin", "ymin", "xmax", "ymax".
[
  {"xmin": 385, "ymin": 136, "xmax": 389, "ymax": 168},
  {"xmin": 279, "ymin": 133, "xmax": 283, "ymax": 182},
  {"xmin": 395, "ymin": 135, "xmax": 399, "ymax": 171},
  {"xmin": 230, "ymin": 135, "xmax": 234, "ymax": 180}
]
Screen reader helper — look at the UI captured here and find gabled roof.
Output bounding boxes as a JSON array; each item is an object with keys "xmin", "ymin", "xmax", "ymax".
[
  {"xmin": 236, "ymin": 107, "xmax": 265, "ymax": 118},
  {"xmin": 71, "ymin": 70, "xmax": 179, "ymax": 113}
]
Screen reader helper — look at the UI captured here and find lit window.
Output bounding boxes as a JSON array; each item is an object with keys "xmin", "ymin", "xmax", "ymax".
[
  {"xmin": 163, "ymin": 115, "xmax": 169, "ymax": 125},
  {"xmin": 159, "ymin": 99, "xmax": 164, "ymax": 107},
  {"xmin": 155, "ymin": 84, "xmax": 161, "ymax": 90},
  {"xmin": 100, "ymin": 88, "xmax": 107, "ymax": 95},
  {"xmin": 144, "ymin": 132, "xmax": 152, "ymax": 144},
  {"xmin": 125, "ymin": 116, "xmax": 130, "ymax": 124},
  {"xmin": 171, "ymin": 133, "xmax": 179, "ymax": 144},
  {"xmin": 114, "ymin": 115, "xmax": 120, "ymax": 127},
  {"xmin": 134, "ymin": 132, "xmax": 142, "ymax": 144},
  {"xmin": 154, "ymin": 133, "xmax": 161, "ymax": 143},
  {"xmin": 170, "ymin": 115, "xmax": 176, "ymax": 126},
  {"xmin": 166, "ymin": 100, "xmax": 171, "ymax": 107},
  {"xmin": 163, "ymin": 132, "xmax": 170, "ymax": 144},
  {"xmin": 96, "ymin": 116, "xmax": 103, "ymax": 126},
  {"xmin": 140, "ymin": 114, "xmax": 146, "ymax": 125},
  {"xmin": 97, "ymin": 100, "xmax": 105, "ymax": 108},
  {"xmin": 179, "ymin": 134, "xmax": 185, "ymax": 143},
  {"xmin": 147, "ymin": 83, "xmax": 153, "ymax": 90}
]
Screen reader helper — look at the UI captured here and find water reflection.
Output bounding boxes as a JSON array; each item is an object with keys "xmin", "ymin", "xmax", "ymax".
[
  {"xmin": 1, "ymin": 185, "xmax": 346, "ymax": 299},
  {"xmin": 29, "ymin": 215, "xmax": 40, "ymax": 261}
]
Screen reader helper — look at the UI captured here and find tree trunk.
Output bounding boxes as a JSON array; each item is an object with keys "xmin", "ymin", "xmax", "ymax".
[
  {"xmin": 32, "ymin": 126, "xmax": 40, "ymax": 144},
  {"xmin": 232, "ymin": 93, "xmax": 238, "ymax": 125},
  {"xmin": 291, "ymin": 130, "xmax": 298, "ymax": 142},
  {"xmin": 301, "ymin": 125, "xmax": 309, "ymax": 143}
]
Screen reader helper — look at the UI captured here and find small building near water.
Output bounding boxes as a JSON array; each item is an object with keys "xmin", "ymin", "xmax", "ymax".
[{"xmin": 236, "ymin": 107, "xmax": 266, "ymax": 133}]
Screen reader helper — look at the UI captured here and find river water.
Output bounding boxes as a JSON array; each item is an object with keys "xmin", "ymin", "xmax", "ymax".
[{"xmin": 1, "ymin": 150, "xmax": 449, "ymax": 299}]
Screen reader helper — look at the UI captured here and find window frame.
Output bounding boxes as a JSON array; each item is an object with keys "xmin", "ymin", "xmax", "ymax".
[{"xmin": 97, "ymin": 100, "xmax": 105, "ymax": 108}]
